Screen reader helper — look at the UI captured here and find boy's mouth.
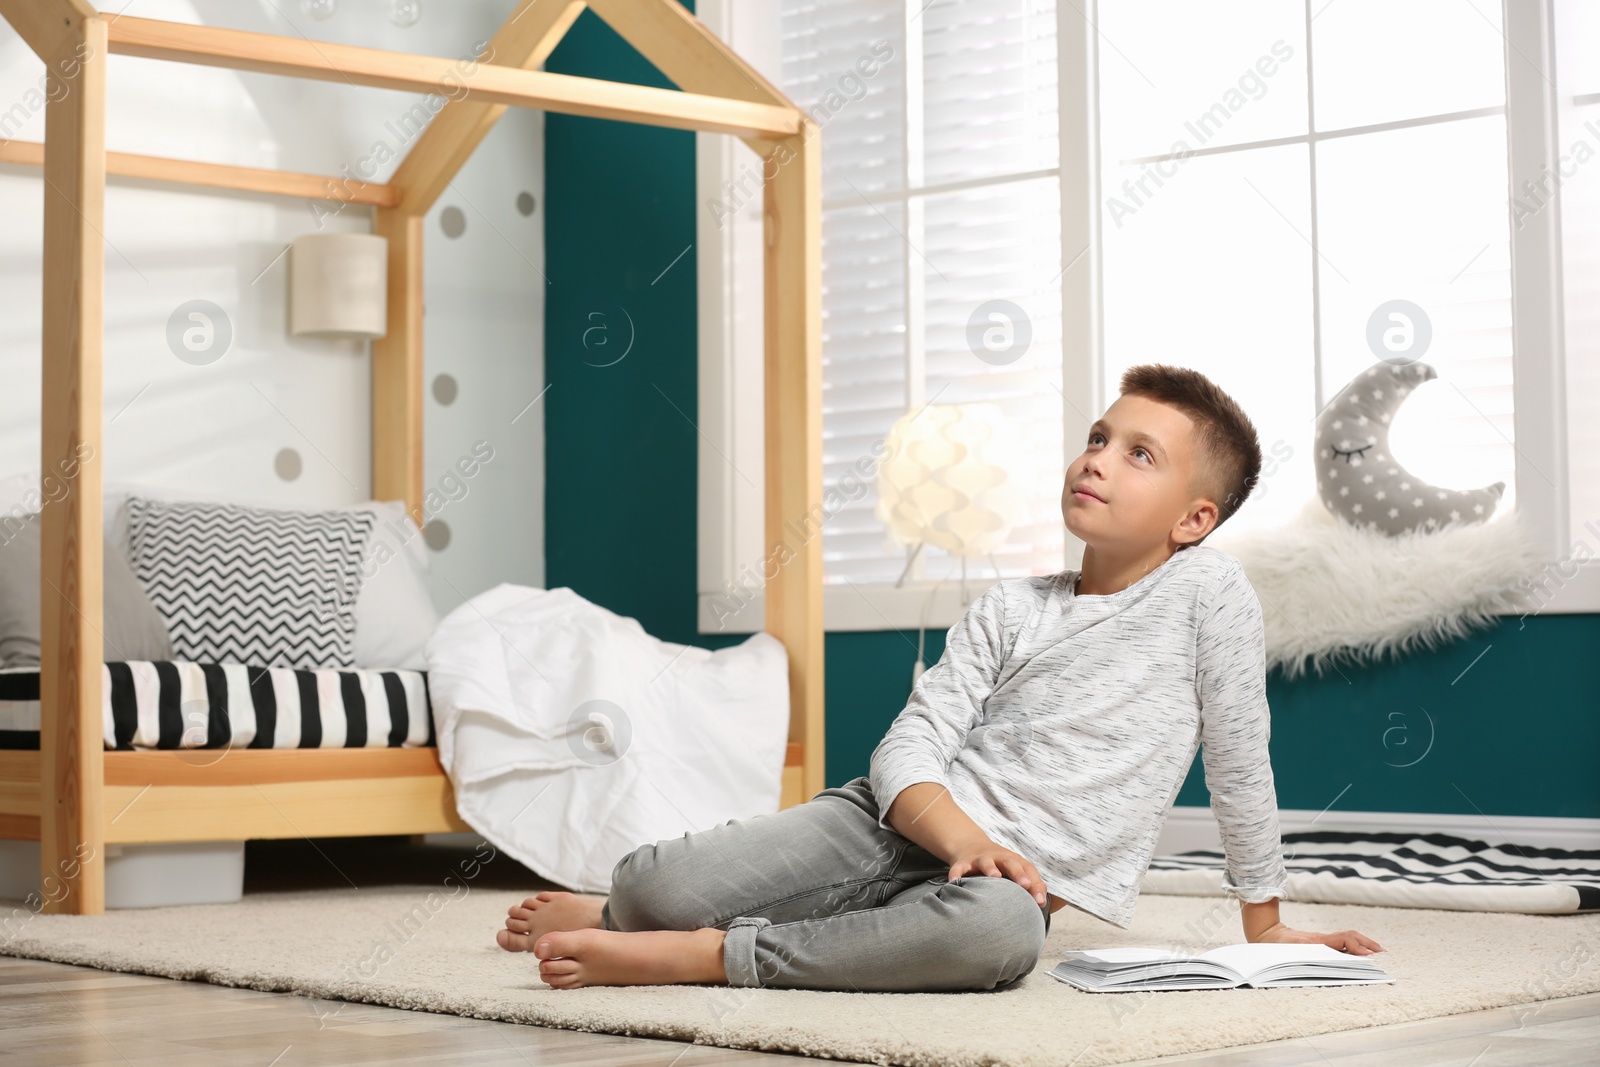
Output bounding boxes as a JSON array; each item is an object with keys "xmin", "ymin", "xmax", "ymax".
[{"xmin": 1071, "ymin": 483, "xmax": 1106, "ymax": 503}]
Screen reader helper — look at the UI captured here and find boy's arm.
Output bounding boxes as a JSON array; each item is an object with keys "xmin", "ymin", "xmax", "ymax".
[
  {"xmin": 870, "ymin": 584, "xmax": 1049, "ymax": 905},
  {"xmin": 1194, "ymin": 563, "xmax": 1291, "ymax": 921},
  {"xmin": 1240, "ymin": 897, "xmax": 1284, "ymax": 940},
  {"xmin": 886, "ymin": 782, "xmax": 1049, "ymax": 905},
  {"xmin": 1197, "ymin": 562, "xmax": 1383, "ymax": 955},
  {"xmin": 868, "ymin": 580, "xmax": 1009, "ymax": 833}
]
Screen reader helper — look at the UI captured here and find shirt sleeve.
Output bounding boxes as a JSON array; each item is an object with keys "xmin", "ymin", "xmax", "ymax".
[
  {"xmin": 867, "ymin": 579, "xmax": 1010, "ymax": 832},
  {"xmin": 1195, "ymin": 561, "xmax": 1290, "ymax": 904}
]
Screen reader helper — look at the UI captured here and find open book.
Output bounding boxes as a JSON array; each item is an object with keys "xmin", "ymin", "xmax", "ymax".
[{"xmin": 1048, "ymin": 943, "xmax": 1394, "ymax": 992}]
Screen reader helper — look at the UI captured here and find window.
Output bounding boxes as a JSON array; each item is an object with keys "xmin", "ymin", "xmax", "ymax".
[
  {"xmin": 1099, "ymin": 0, "xmax": 1515, "ymax": 536},
  {"xmin": 698, "ymin": 0, "xmax": 1596, "ymax": 632}
]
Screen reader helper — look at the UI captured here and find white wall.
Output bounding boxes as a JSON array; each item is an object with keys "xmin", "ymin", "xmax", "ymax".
[{"xmin": 0, "ymin": 0, "xmax": 545, "ymax": 613}]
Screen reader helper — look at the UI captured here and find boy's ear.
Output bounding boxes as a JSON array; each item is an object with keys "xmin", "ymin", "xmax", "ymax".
[{"xmin": 1174, "ymin": 498, "xmax": 1219, "ymax": 546}]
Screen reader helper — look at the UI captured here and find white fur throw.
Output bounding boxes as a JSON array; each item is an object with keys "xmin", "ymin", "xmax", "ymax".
[{"xmin": 1205, "ymin": 496, "xmax": 1546, "ymax": 680}]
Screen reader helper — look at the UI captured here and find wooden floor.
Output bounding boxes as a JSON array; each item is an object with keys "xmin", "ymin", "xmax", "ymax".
[{"xmin": 2, "ymin": 837, "xmax": 1596, "ymax": 1066}]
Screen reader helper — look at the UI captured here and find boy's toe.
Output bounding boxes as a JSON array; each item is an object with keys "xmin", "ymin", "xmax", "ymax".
[
  {"xmin": 497, "ymin": 928, "xmax": 539, "ymax": 953},
  {"xmin": 540, "ymin": 958, "xmax": 582, "ymax": 988},
  {"xmin": 534, "ymin": 932, "xmax": 573, "ymax": 959}
]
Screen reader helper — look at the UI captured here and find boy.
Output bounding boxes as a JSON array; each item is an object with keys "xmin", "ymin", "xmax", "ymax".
[{"xmin": 497, "ymin": 363, "xmax": 1384, "ymax": 990}]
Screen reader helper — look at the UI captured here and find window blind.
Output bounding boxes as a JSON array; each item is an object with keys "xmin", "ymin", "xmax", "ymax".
[{"xmin": 779, "ymin": 0, "xmax": 1066, "ymax": 588}]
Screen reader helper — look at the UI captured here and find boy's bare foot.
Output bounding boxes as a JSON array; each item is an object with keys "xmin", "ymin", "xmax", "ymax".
[
  {"xmin": 534, "ymin": 928, "xmax": 728, "ymax": 989},
  {"xmin": 497, "ymin": 891, "xmax": 606, "ymax": 952}
]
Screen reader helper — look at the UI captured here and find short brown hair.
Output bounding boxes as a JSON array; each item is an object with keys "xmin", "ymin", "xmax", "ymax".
[{"xmin": 1118, "ymin": 363, "xmax": 1262, "ymax": 545}]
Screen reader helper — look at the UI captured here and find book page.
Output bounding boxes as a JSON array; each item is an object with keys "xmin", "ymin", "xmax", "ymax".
[
  {"xmin": 1064, "ymin": 948, "xmax": 1193, "ymax": 965},
  {"xmin": 1200, "ymin": 942, "xmax": 1349, "ymax": 979}
]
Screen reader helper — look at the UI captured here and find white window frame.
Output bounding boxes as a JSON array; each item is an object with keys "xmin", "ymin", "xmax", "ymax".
[{"xmin": 696, "ymin": 0, "xmax": 1597, "ymax": 635}]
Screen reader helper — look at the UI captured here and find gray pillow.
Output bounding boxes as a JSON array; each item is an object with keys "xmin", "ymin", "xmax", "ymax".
[
  {"xmin": 123, "ymin": 496, "xmax": 374, "ymax": 669},
  {"xmin": 0, "ymin": 510, "xmax": 175, "ymax": 668}
]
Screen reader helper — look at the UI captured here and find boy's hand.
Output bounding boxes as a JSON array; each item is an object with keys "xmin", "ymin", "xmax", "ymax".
[
  {"xmin": 883, "ymin": 785, "xmax": 1049, "ymax": 906},
  {"xmin": 948, "ymin": 842, "xmax": 1049, "ymax": 905},
  {"xmin": 1252, "ymin": 921, "xmax": 1384, "ymax": 955}
]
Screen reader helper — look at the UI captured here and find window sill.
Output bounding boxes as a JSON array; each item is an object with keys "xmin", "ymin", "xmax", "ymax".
[
  {"xmin": 698, "ymin": 578, "xmax": 1006, "ymax": 634},
  {"xmin": 698, "ymin": 558, "xmax": 1600, "ymax": 635},
  {"xmin": 1508, "ymin": 555, "xmax": 1600, "ymax": 617}
]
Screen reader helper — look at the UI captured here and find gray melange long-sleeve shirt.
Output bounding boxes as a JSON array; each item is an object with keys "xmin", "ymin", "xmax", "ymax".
[{"xmin": 868, "ymin": 544, "xmax": 1290, "ymax": 929}]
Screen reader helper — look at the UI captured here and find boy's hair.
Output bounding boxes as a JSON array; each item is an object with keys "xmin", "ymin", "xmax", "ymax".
[{"xmin": 1117, "ymin": 363, "xmax": 1263, "ymax": 546}]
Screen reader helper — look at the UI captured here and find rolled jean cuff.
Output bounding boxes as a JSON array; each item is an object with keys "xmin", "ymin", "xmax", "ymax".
[{"xmin": 722, "ymin": 916, "xmax": 772, "ymax": 988}]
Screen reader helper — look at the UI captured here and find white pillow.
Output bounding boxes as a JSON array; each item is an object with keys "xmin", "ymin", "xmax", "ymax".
[
  {"xmin": 0, "ymin": 473, "xmax": 439, "ymax": 670},
  {"xmin": 0, "ymin": 472, "xmax": 71, "ymax": 519},
  {"xmin": 350, "ymin": 499, "xmax": 439, "ymax": 670}
]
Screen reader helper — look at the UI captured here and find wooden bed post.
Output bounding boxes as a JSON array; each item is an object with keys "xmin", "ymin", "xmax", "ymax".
[
  {"xmin": 38, "ymin": 10, "xmax": 108, "ymax": 916},
  {"xmin": 373, "ymin": 0, "xmax": 582, "ymax": 525},
  {"xmin": 764, "ymin": 123, "xmax": 825, "ymax": 802},
  {"xmin": 371, "ymin": 208, "xmax": 424, "ymax": 523}
]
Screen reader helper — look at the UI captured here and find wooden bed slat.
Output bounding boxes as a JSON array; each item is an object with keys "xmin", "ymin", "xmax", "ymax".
[
  {"xmin": 0, "ymin": 813, "xmax": 40, "ymax": 841},
  {"xmin": 0, "ymin": 752, "xmax": 41, "ymax": 818},
  {"xmin": 4, "ymin": 744, "xmax": 803, "ymax": 791},
  {"xmin": 584, "ymin": 0, "xmax": 791, "ymax": 108},
  {"xmin": 0, "ymin": 0, "xmax": 96, "ymax": 60},
  {"xmin": 4, "ymin": 743, "xmax": 807, "ymax": 840},
  {"xmin": 0, "ymin": 139, "xmax": 399, "ymax": 206},
  {"xmin": 389, "ymin": 0, "xmax": 586, "ymax": 216},
  {"xmin": 106, "ymin": 15, "xmax": 801, "ymax": 140},
  {"xmin": 101, "ymin": 747, "xmax": 449, "ymax": 786},
  {"xmin": 103, "ymin": 779, "xmax": 471, "ymax": 844}
]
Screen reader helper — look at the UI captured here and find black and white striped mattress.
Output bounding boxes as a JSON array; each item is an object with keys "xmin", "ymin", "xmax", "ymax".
[
  {"xmin": 1142, "ymin": 830, "xmax": 1600, "ymax": 915},
  {"xmin": 0, "ymin": 661, "xmax": 434, "ymax": 750}
]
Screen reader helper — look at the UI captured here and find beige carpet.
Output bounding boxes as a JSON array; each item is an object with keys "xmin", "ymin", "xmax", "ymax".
[{"xmin": 2, "ymin": 885, "xmax": 1597, "ymax": 1067}]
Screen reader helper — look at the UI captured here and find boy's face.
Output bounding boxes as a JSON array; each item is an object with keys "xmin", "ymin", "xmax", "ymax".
[{"xmin": 1060, "ymin": 394, "xmax": 1219, "ymax": 552}]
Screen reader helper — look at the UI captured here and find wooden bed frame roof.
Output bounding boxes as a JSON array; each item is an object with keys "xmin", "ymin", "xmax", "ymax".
[{"xmin": 0, "ymin": 0, "xmax": 822, "ymax": 914}]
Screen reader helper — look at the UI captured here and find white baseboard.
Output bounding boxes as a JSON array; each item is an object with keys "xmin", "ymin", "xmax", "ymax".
[{"xmin": 1156, "ymin": 806, "xmax": 1600, "ymax": 856}]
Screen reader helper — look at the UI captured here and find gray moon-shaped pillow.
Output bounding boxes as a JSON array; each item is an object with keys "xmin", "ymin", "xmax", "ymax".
[{"xmin": 1315, "ymin": 360, "xmax": 1505, "ymax": 536}]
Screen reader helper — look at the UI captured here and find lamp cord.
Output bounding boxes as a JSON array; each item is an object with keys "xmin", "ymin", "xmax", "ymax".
[{"xmin": 911, "ymin": 555, "xmax": 957, "ymax": 686}]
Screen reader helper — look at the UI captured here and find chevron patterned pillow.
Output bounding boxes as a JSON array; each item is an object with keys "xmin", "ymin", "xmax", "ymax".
[{"xmin": 124, "ymin": 496, "xmax": 377, "ymax": 669}]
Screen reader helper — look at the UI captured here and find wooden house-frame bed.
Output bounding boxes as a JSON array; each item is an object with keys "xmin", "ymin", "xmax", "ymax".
[{"xmin": 0, "ymin": 0, "xmax": 823, "ymax": 916}]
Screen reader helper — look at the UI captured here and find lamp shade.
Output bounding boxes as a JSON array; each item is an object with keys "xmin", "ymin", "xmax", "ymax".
[
  {"xmin": 289, "ymin": 233, "xmax": 388, "ymax": 339},
  {"xmin": 875, "ymin": 402, "xmax": 1025, "ymax": 557}
]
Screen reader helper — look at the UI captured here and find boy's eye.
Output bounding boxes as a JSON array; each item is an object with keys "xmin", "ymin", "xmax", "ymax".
[{"xmin": 1089, "ymin": 433, "xmax": 1152, "ymax": 462}]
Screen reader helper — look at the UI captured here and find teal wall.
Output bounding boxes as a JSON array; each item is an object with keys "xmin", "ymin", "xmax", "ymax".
[
  {"xmin": 544, "ymin": 6, "xmax": 1600, "ymax": 820},
  {"xmin": 544, "ymin": 6, "xmax": 703, "ymax": 635}
]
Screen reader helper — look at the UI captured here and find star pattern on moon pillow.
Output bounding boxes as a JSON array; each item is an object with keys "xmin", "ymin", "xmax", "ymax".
[{"xmin": 1314, "ymin": 360, "xmax": 1506, "ymax": 537}]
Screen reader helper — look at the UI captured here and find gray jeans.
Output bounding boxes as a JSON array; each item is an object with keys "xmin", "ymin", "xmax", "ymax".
[{"xmin": 600, "ymin": 776, "xmax": 1050, "ymax": 992}]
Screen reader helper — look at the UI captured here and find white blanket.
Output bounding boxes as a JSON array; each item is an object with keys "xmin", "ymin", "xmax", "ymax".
[{"xmin": 425, "ymin": 584, "xmax": 790, "ymax": 893}]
